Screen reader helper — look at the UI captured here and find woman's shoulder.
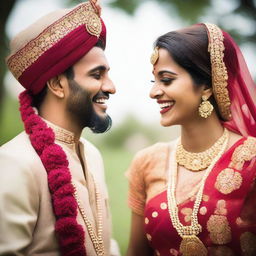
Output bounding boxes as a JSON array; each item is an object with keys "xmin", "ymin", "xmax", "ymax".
[
  {"xmin": 135, "ymin": 141, "xmax": 168, "ymax": 157},
  {"xmin": 233, "ymin": 135, "xmax": 256, "ymax": 155},
  {"xmin": 228, "ymin": 132, "xmax": 256, "ymax": 170},
  {"xmin": 132, "ymin": 139, "xmax": 178, "ymax": 165},
  {"xmin": 228, "ymin": 131, "xmax": 256, "ymax": 146}
]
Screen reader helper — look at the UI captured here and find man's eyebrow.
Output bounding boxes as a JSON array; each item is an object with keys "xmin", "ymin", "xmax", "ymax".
[{"xmin": 88, "ymin": 65, "xmax": 110, "ymax": 73}]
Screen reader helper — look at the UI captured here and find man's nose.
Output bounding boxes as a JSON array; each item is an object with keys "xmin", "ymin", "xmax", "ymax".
[{"xmin": 102, "ymin": 78, "xmax": 116, "ymax": 94}]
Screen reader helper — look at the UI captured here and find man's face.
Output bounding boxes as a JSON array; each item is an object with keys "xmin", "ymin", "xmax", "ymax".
[{"xmin": 66, "ymin": 47, "xmax": 116, "ymax": 133}]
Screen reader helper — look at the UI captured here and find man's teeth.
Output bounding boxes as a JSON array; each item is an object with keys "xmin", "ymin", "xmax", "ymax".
[
  {"xmin": 159, "ymin": 102, "xmax": 174, "ymax": 109},
  {"xmin": 95, "ymin": 98, "xmax": 107, "ymax": 104}
]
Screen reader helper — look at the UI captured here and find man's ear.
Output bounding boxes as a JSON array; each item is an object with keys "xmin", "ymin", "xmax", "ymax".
[{"xmin": 46, "ymin": 75, "xmax": 67, "ymax": 99}]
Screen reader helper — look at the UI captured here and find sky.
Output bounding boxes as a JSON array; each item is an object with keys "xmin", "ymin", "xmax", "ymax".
[{"xmin": 5, "ymin": 0, "xmax": 256, "ymax": 126}]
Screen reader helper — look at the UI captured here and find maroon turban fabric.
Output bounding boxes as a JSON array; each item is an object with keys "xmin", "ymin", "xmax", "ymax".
[{"xmin": 6, "ymin": 2, "xmax": 106, "ymax": 94}]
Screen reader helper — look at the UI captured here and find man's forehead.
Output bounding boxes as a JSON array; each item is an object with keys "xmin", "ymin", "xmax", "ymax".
[{"xmin": 74, "ymin": 47, "xmax": 109, "ymax": 69}]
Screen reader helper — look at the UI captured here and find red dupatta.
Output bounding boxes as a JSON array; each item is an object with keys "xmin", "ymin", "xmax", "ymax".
[{"xmin": 213, "ymin": 26, "xmax": 256, "ymax": 137}]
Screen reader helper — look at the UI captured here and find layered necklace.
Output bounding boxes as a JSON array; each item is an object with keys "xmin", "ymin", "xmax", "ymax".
[
  {"xmin": 176, "ymin": 129, "xmax": 228, "ymax": 171},
  {"xmin": 167, "ymin": 129, "xmax": 229, "ymax": 256},
  {"xmin": 72, "ymin": 181, "xmax": 105, "ymax": 256}
]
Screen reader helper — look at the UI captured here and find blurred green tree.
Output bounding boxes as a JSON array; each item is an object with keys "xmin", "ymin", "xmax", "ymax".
[
  {"xmin": 68, "ymin": 0, "xmax": 256, "ymax": 44},
  {"xmin": 0, "ymin": 1, "xmax": 15, "ymax": 123}
]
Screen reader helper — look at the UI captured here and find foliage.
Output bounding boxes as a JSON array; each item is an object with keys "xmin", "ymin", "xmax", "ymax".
[
  {"xmin": 108, "ymin": 0, "xmax": 141, "ymax": 15},
  {"xmin": 107, "ymin": 0, "xmax": 256, "ymax": 44},
  {"xmin": 0, "ymin": 93, "xmax": 23, "ymax": 146},
  {"xmin": 0, "ymin": 1, "xmax": 16, "ymax": 121}
]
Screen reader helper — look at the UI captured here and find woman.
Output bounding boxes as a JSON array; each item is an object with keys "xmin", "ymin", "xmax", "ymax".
[{"xmin": 126, "ymin": 23, "xmax": 256, "ymax": 256}]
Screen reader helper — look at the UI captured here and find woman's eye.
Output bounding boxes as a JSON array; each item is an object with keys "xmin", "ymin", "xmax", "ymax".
[{"xmin": 161, "ymin": 78, "xmax": 173, "ymax": 85}]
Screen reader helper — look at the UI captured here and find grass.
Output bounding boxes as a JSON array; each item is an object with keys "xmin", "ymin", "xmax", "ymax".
[{"xmin": 97, "ymin": 145, "xmax": 133, "ymax": 256}]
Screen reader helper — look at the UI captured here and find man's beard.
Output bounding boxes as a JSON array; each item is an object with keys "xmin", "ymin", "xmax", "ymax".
[{"xmin": 66, "ymin": 79, "xmax": 112, "ymax": 133}]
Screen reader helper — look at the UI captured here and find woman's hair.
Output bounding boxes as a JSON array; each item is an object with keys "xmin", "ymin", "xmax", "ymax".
[{"xmin": 154, "ymin": 24, "xmax": 223, "ymax": 120}]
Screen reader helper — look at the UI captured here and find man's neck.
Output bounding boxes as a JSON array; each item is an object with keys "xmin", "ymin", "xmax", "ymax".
[{"xmin": 39, "ymin": 105, "xmax": 82, "ymax": 144}]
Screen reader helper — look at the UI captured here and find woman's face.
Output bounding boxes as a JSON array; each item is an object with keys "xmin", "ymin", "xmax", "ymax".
[{"xmin": 150, "ymin": 48, "xmax": 204, "ymax": 127}]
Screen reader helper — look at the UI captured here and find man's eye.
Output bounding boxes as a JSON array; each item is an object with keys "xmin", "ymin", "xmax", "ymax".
[{"xmin": 92, "ymin": 73, "xmax": 101, "ymax": 79}]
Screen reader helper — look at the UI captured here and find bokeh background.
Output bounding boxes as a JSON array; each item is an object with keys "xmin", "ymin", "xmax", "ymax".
[{"xmin": 1, "ymin": 0, "xmax": 256, "ymax": 255}]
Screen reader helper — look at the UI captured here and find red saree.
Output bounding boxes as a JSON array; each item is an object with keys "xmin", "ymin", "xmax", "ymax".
[{"xmin": 144, "ymin": 137, "xmax": 256, "ymax": 256}]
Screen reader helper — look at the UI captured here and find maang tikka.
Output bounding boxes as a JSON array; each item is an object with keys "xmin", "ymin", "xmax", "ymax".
[{"xmin": 150, "ymin": 47, "xmax": 159, "ymax": 65}]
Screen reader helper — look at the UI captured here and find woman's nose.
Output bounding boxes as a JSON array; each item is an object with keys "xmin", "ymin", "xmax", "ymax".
[{"xmin": 149, "ymin": 83, "xmax": 163, "ymax": 99}]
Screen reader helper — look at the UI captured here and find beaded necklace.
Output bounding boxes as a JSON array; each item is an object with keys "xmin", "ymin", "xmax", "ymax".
[
  {"xmin": 167, "ymin": 129, "xmax": 229, "ymax": 256},
  {"xmin": 73, "ymin": 182, "xmax": 105, "ymax": 256}
]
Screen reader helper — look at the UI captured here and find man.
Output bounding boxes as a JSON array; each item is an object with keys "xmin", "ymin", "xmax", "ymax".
[{"xmin": 0, "ymin": 1, "xmax": 120, "ymax": 255}]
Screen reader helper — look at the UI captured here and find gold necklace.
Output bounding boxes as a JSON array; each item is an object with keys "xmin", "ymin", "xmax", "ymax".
[
  {"xmin": 72, "ymin": 182, "xmax": 105, "ymax": 256},
  {"xmin": 176, "ymin": 128, "xmax": 228, "ymax": 171},
  {"xmin": 167, "ymin": 130, "xmax": 229, "ymax": 256}
]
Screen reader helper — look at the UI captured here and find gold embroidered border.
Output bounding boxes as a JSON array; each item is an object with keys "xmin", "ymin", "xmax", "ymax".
[
  {"xmin": 230, "ymin": 136, "xmax": 256, "ymax": 170},
  {"xmin": 204, "ymin": 23, "xmax": 231, "ymax": 120},
  {"xmin": 7, "ymin": 2, "xmax": 102, "ymax": 80}
]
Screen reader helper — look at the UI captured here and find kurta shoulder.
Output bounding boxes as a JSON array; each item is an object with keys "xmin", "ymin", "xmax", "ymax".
[
  {"xmin": 0, "ymin": 131, "xmax": 42, "ymax": 166},
  {"xmin": 0, "ymin": 132, "xmax": 41, "ymax": 254},
  {"xmin": 0, "ymin": 131, "xmax": 42, "ymax": 198}
]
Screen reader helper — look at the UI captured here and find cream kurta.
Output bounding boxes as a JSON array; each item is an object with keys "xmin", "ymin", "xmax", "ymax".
[{"xmin": 0, "ymin": 124, "xmax": 119, "ymax": 256}]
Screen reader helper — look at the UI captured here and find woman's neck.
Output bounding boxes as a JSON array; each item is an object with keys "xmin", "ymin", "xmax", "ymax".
[{"xmin": 180, "ymin": 115, "xmax": 224, "ymax": 152}]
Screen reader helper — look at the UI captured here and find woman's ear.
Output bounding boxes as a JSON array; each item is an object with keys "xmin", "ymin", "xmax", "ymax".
[
  {"xmin": 46, "ymin": 75, "xmax": 67, "ymax": 99},
  {"xmin": 202, "ymin": 87, "xmax": 213, "ymax": 100}
]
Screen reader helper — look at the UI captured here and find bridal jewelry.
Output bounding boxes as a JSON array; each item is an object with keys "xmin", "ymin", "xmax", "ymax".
[
  {"xmin": 150, "ymin": 46, "xmax": 159, "ymax": 65},
  {"xmin": 167, "ymin": 130, "xmax": 229, "ymax": 256},
  {"xmin": 176, "ymin": 128, "xmax": 228, "ymax": 171},
  {"xmin": 198, "ymin": 95, "xmax": 214, "ymax": 118},
  {"xmin": 73, "ymin": 182, "xmax": 105, "ymax": 256}
]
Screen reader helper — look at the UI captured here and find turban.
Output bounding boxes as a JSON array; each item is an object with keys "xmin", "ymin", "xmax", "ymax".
[{"xmin": 6, "ymin": 1, "xmax": 106, "ymax": 95}]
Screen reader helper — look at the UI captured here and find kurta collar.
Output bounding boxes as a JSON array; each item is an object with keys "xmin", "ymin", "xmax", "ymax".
[
  {"xmin": 34, "ymin": 108, "xmax": 76, "ymax": 144},
  {"xmin": 45, "ymin": 120, "xmax": 75, "ymax": 145}
]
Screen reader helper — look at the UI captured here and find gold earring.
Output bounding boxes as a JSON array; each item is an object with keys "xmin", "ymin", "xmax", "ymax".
[{"xmin": 198, "ymin": 95, "xmax": 214, "ymax": 118}]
